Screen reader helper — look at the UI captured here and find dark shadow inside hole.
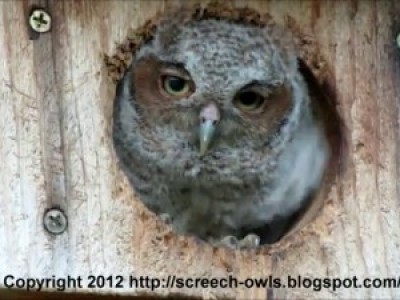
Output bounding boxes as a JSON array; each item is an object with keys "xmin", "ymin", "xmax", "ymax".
[{"xmin": 238, "ymin": 58, "xmax": 346, "ymax": 245}]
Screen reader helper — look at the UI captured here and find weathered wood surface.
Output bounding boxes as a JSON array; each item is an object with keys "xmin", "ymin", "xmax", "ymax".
[{"xmin": 1, "ymin": 0, "xmax": 400, "ymax": 299}]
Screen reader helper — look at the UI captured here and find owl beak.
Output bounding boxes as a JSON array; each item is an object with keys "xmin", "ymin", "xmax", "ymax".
[
  {"xmin": 199, "ymin": 102, "xmax": 220, "ymax": 156},
  {"xmin": 199, "ymin": 120, "xmax": 217, "ymax": 156}
]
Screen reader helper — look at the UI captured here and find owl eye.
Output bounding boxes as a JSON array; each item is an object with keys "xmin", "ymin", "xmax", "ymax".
[
  {"xmin": 161, "ymin": 75, "xmax": 192, "ymax": 97},
  {"xmin": 234, "ymin": 91, "xmax": 265, "ymax": 111}
]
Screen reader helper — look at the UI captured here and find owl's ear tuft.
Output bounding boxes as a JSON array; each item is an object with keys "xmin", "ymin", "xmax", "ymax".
[
  {"xmin": 155, "ymin": 20, "xmax": 181, "ymax": 50},
  {"xmin": 155, "ymin": 4, "xmax": 197, "ymax": 50},
  {"xmin": 263, "ymin": 24, "xmax": 298, "ymax": 76}
]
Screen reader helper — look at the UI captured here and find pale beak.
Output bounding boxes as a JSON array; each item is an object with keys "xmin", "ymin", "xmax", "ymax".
[
  {"xmin": 198, "ymin": 102, "xmax": 220, "ymax": 156},
  {"xmin": 199, "ymin": 120, "xmax": 217, "ymax": 156}
]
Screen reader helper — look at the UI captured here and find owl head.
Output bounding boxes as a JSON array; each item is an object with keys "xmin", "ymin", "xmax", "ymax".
[{"xmin": 118, "ymin": 17, "xmax": 310, "ymax": 180}]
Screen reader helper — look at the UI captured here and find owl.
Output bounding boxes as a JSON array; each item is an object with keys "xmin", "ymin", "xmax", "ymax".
[{"xmin": 113, "ymin": 14, "xmax": 329, "ymax": 249}]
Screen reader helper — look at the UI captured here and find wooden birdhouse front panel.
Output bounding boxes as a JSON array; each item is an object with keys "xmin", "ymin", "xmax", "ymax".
[{"xmin": 1, "ymin": 1, "xmax": 400, "ymax": 300}]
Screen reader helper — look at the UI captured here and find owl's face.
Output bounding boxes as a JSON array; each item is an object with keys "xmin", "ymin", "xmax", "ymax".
[{"xmin": 124, "ymin": 19, "xmax": 307, "ymax": 178}]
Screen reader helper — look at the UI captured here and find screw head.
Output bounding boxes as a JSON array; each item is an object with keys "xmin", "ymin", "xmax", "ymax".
[
  {"xmin": 29, "ymin": 9, "xmax": 52, "ymax": 33},
  {"xmin": 43, "ymin": 208, "xmax": 67, "ymax": 235}
]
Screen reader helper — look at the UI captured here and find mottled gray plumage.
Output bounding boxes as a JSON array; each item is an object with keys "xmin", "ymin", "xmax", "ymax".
[{"xmin": 113, "ymin": 17, "xmax": 329, "ymax": 247}]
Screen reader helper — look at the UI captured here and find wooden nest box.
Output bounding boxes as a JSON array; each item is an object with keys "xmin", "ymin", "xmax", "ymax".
[{"xmin": 1, "ymin": 1, "xmax": 400, "ymax": 300}]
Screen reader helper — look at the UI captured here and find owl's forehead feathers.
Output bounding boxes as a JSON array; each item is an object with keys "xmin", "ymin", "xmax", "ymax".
[{"xmin": 136, "ymin": 19, "xmax": 298, "ymax": 90}]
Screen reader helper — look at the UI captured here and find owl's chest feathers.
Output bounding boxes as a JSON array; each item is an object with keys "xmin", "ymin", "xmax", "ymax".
[
  {"xmin": 129, "ymin": 158, "xmax": 273, "ymax": 237},
  {"xmin": 121, "ymin": 140, "xmax": 284, "ymax": 236}
]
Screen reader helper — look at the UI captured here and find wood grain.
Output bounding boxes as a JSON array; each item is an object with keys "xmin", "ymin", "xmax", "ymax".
[{"xmin": 0, "ymin": 0, "xmax": 399, "ymax": 299}]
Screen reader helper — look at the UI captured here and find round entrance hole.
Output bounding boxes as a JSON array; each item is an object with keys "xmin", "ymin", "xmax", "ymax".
[{"xmin": 106, "ymin": 2, "xmax": 347, "ymax": 250}]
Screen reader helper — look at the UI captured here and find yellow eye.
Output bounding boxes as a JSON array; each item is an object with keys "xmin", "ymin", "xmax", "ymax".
[
  {"xmin": 234, "ymin": 91, "xmax": 265, "ymax": 111},
  {"xmin": 161, "ymin": 75, "xmax": 191, "ymax": 97}
]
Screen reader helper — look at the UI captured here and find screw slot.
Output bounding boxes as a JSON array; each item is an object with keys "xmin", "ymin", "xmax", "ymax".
[
  {"xmin": 43, "ymin": 207, "xmax": 67, "ymax": 235},
  {"xmin": 29, "ymin": 8, "xmax": 52, "ymax": 33}
]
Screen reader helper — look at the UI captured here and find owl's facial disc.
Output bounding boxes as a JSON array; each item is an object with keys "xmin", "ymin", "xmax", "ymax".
[{"xmin": 199, "ymin": 102, "xmax": 220, "ymax": 156}]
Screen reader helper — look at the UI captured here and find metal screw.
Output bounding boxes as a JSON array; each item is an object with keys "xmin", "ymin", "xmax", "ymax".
[
  {"xmin": 397, "ymin": 33, "xmax": 400, "ymax": 48},
  {"xmin": 29, "ymin": 8, "xmax": 52, "ymax": 33},
  {"xmin": 43, "ymin": 208, "xmax": 67, "ymax": 235}
]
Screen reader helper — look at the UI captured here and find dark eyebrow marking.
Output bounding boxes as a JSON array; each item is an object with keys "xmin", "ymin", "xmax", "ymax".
[
  {"xmin": 238, "ymin": 79, "xmax": 287, "ymax": 94},
  {"xmin": 158, "ymin": 60, "xmax": 193, "ymax": 79},
  {"xmin": 236, "ymin": 80, "xmax": 274, "ymax": 96},
  {"xmin": 240, "ymin": 80, "xmax": 270, "ymax": 90},
  {"xmin": 159, "ymin": 60, "xmax": 187, "ymax": 70}
]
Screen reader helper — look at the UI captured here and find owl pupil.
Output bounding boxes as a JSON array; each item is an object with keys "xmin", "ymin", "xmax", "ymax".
[
  {"xmin": 168, "ymin": 76, "xmax": 186, "ymax": 92},
  {"xmin": 239, "ymin": 91, "xmax": 260, "ymax": 106}
]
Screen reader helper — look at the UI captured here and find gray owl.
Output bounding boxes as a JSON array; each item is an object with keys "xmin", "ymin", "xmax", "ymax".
[{"xmin": 113, "ymin": 16, "xmax": 329, "ymax": 249}]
